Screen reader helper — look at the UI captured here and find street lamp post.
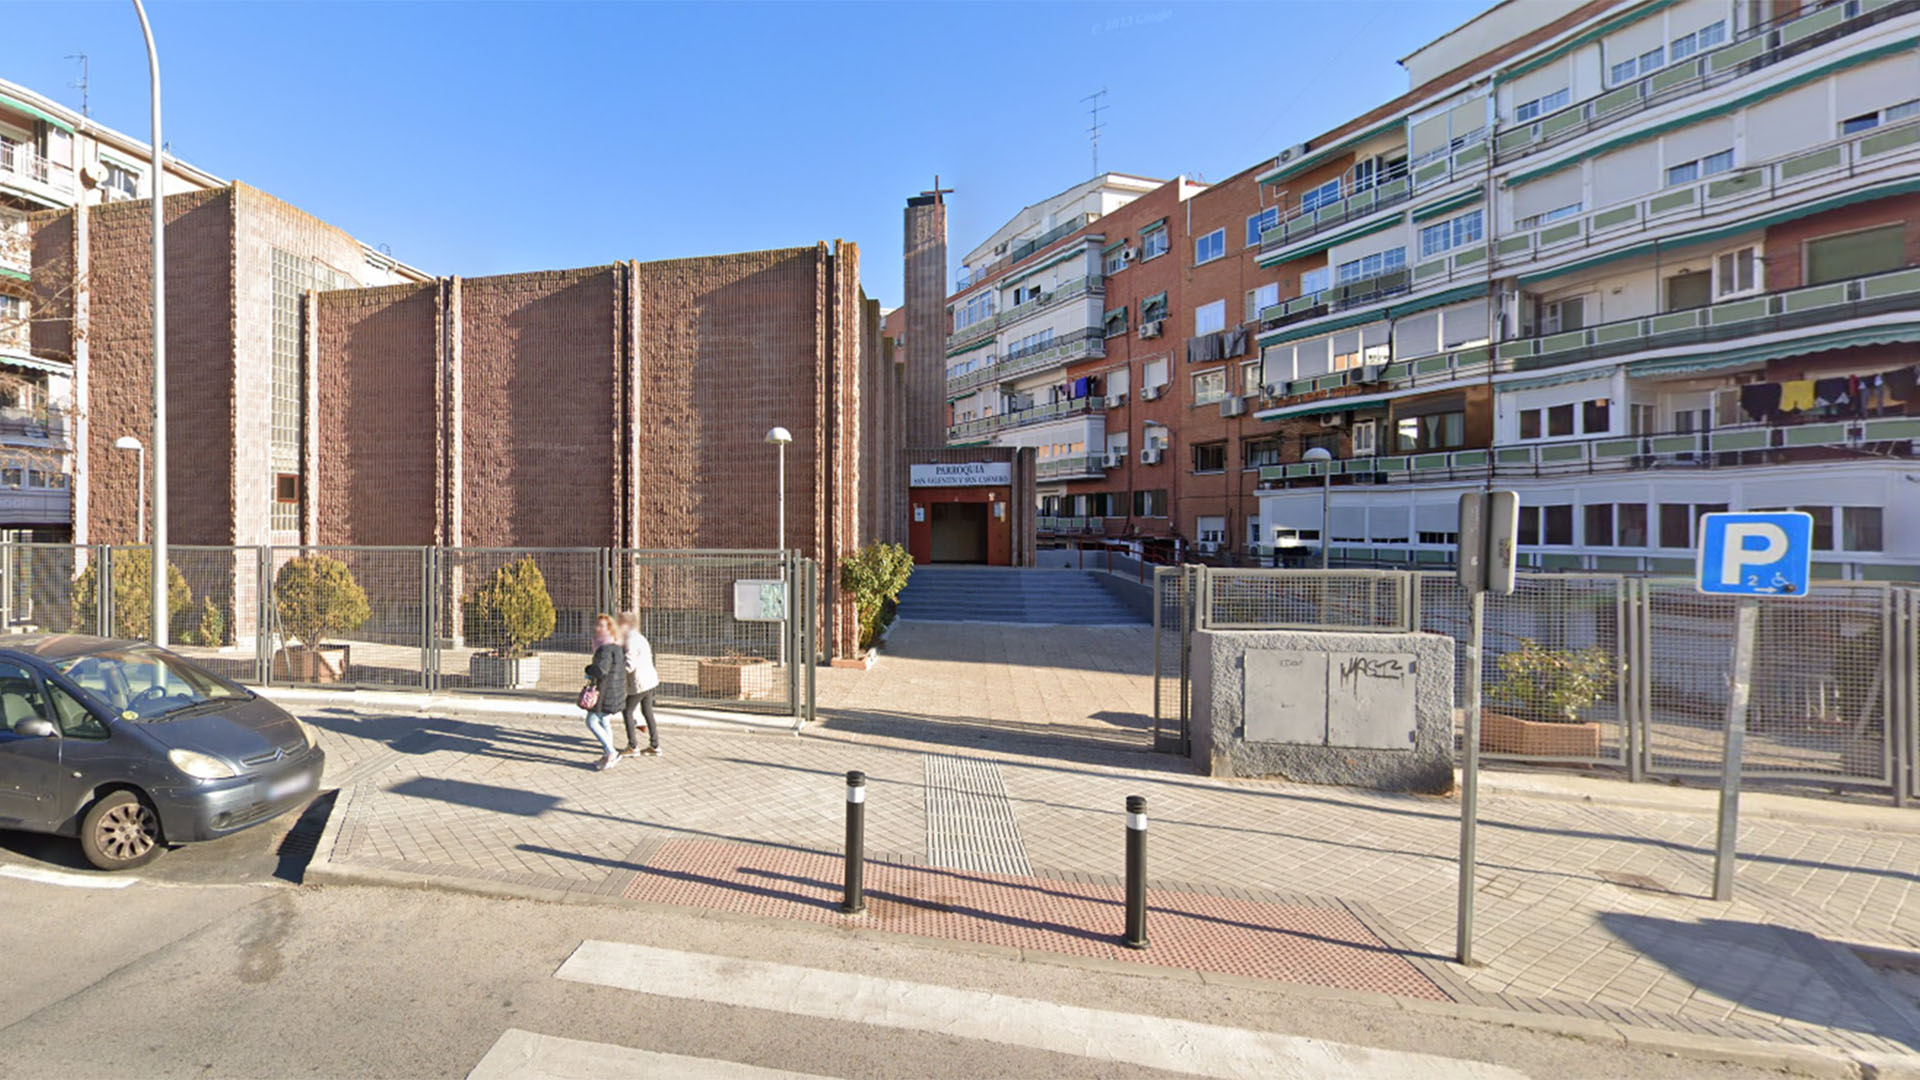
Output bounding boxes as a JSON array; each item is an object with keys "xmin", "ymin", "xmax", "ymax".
[
  {"xmin": 132, "ymin": 0, "xmax": 167, "ymax": 645},
  {"xmin": 1302, "ymin": 447, "xmax": 1333, "ymax": 570},
  {"xmin": 113, "ymin": 437, "xmax": 145, "ymax": 544}
]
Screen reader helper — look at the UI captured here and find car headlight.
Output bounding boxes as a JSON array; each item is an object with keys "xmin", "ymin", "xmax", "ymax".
[{"xmin": 169, "ymin": 748, "xmax": 237, "ymax": 780}]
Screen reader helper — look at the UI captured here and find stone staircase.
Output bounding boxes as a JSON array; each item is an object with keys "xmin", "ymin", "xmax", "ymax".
[{"xmin": 895, "ymin": 566, "xmax": 1147, "ymax": 625}]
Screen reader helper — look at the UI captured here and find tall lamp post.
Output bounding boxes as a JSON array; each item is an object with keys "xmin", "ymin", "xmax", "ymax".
[
  {"xmin": 132, "ymin": 0, "xmax": 167, "ymax": 645},
  {"xmin": 1302, "ymin": 447, "xmax": 1333, "ymax": 570},
  {"xmin": 764, "ymin": 427, "xmax": 793, "ymax": 668},
  {"xmin": 113, "ymin": 437, "xmax": 145, "ymax": 544}
]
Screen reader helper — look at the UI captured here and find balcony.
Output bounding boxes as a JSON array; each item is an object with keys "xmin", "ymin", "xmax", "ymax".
[
  {"xmin": 1496, "ymin": 117, "xmax": 1920, "ymax": 272},
  {"xmin": 1036, "ymin": 453, "xmax": 1110, "ymax": 482},
  {"xmin": 1037, "ymin": 516, "xmax": 1111, "ymax": 536},
  {"xmin": 1257, "ymin": 266, "xmax": 1420, "ymax": 334},
  {"xmin": 1257, "ymin": 262, "xmax": 1920, "ymax": 416},
  {"xmin": 0, "ymin": 410, "xmax": 71, "ymax": 447},
  {"xmin": 1258, "ymin": 415, "xmax": 1920, "ymax": 488},
  {"xmin": 1, "ymin": 209, "xmax": 27, "ymax": 276},
  {"xmin": 0, "ymin": 142, "xmax": 75, "ymax": 207},
  {"xmin": 947, "ymin": 327, "xmax": 1106, "ymax": 395},
  {"xmin": 946, "ymin": 395, "xmax": 1099, "ymax": 442},
  {"xmin": 1497, "ymin": 0, "xmax": 1920, "ymax": 167},
  {"xmin": 959, "ymin": 215, "xmax": 1098, "ymax": 291},
  {"xmin": 946, "ymin": 274, "xmax": 1105, "ymax": 352}
]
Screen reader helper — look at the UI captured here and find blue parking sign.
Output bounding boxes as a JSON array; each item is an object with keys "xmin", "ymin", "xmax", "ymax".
[{"xmin": 1696, "ymin": 512, "xmax": 1814, "ymax": 597}]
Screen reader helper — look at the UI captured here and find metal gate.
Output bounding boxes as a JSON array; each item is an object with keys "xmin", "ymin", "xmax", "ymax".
[
  {"xmin": 0, "ymin": 543, "xmax": 818, "ymax": 721},
  {"xmin": 1151, "ymin": 565, "xmax": 1194, "ymax": 755}
]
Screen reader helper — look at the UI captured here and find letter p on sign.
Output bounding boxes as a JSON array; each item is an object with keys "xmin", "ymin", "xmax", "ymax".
[{"xmin": 1696, "ymin": 512, "xmax": 1814, "ymax": 597}]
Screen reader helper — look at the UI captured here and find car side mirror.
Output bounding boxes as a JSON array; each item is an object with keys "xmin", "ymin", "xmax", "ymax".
[{"xmin": 12, "ymin": 718, "xmax": 56, "ymax": 738}]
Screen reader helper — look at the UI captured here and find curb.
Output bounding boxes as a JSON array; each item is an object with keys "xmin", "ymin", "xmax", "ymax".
[
  {"xmin": 265, "ymin": 686, "xmax": 799, "ymax": 735},
  {"xmin": 1477, "ymin": 770, "xmax": 1920, "ymax": 837},
  {"xmin": 295, "ymin": 852, "xmax": 1912, "ymax": 1079}
]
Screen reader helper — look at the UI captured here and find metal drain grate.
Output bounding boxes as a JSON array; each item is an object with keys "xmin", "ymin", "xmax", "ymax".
[{"xmin": 924, "ymin": 755, "xmax": 1033, "ymax": 875}]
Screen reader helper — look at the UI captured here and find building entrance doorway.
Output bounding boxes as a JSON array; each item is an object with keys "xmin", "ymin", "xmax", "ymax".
[{"xmin": 929, "ymin": 502, "xmax": 989, "ymax": 563}]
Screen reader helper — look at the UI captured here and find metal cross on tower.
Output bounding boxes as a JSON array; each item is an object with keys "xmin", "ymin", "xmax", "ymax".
[{"xmin": 921, "ymin": 175, "xmax": 953, "ymax": 203}]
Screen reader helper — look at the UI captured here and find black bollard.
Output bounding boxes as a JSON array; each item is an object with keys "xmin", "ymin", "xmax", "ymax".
[
  {"xmin": 841, "ymin": 771, "xmax": 867, "ymax": 914},
  {"xmin": 1123, "ymin": 794, "xmax": 1148, "ymax": 949}
]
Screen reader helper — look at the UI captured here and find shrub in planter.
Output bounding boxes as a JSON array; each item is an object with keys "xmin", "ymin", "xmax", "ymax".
[
  {"xmin": 185, "ymin": 596, "xmax": 226, "ymax": 647},
  {"xmin": 841, "ymin": 541, "xmax": 913, "ymax": 652},
  {"xmin": 72, "ymin": 552, "xmax": 192, "ymax": 640},
  {"xmin": 697, "ymin": 650, "xmax": 777, "ymax": 700},
  {"xmin": 272, "ymin": 555, "xmax": 371, "ymax": 683},
  {"xmin": 1485, "ymin": 639, "xmax": 1615, "ymax": 756},
  {"xmin": 461, "ymin": 556, "xmax": 557, "ymax": 689}
]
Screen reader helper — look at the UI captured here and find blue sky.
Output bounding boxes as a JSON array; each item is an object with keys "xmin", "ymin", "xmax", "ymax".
[{"xmin": 9, "ymin": 0, "xmax": 1487, "ymax": 307}]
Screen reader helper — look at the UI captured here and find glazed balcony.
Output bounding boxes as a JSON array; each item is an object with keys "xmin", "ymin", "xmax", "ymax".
[
  {"xmin": 946, "ymin": 395, "xmax": 1100, "ymax": 442},
  {"xmin": 945, "ymin": 274, "xmax": 1105, "ymax": 352},
  {"xmin": 1035, "ymin": 453, "xmax": 1110, "ymax": 482},
  {"xmin": 946, "ymin": 327, "xmax": 1106, "ymax": 396}
]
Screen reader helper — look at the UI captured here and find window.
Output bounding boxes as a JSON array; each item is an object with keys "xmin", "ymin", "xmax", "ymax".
[
  {"xmin": 1418, "ymin": 210, "xmax": 1483, "ymax": 259},
  {"xmin": 1140, "ymin": 292, "xmax": 1168, "ymax": 322},
  {"xmin": 1419, "ymin": 531, "xmax": 1459, "ymax": 546},
  {"xmin": 1105, "ymin": 247, "xmax": 1128, "ymax": 275},
  {"xmin": 1585, "ymin": 504, "xmax": 1614, "ymax": 547},
  {"xmin": 105, "ymin": 163, "xmax": 139, "ymax": 199},
  {"xmin": 1666, "ymin": 148, "xmax": 1733, "ymax": 187},
  {"xmin": 1519, "ymin": 409, "xmax": 1542, "ymax": 440},
  {"xmin": 1538, "ymin": 295, "xmax": 1585, "ymax": 334},
  {"xmin": 1246, "ymin": 207, "xmax": 1280, "ymax": 247},
  {"xmin": 1798, "ymin": 506, "xmax": 1836, "ymax": 551},
  {"xmin": 45, "ymin": 680, "xmax": 107, "ymax": 740},
  {"xmin": 1299, "ymin": 267, "xmax": 1330, "ymax": 295},
  {"xmin": 1195, "ymin": 300, "xmax": 1226, "ymax": 336},
  {"xmin": 275, "ymin": 473, "xmax": 300, "ymax": 506},
  {"xmin": 1514, "ymin": 87, "xmax": 1570, "ymax": 123},
  {"xmin": 1241, "ymin": 359, "xmax": 1263, "ymax": 394},
  {"xmin": 1336, "ymin": 248, "xmax": 1406, "ymax": 284},
  {"xmin": 1583, "ymin": 398, "xmax": 1611, "ymax": 434},
  {"xmin": 1665, "ymin": 270, "xmax": 1712, "ymax": 311},
  {"xmin": 1544, "ymin": 505, "xmax": 1574, "ymax": 546},
  {"xmin": 1132, "ymin": 489, "xmax": 1168, "ymax": 517},
  {"xmin": 1805, "ymin": 224, "xmax": 1906, "ymax": 285},
  {"xmin": 1243, "ymin": 438, "xmax": 1285, "ymax": 468},
  {"xmin": 1547, "ymin": 403, "xmax": 1575, "ymax": 437},
  {"xmin": 1351, "ymin": 155, "xmax": 1406, "ymax": 191},
  {"xmin": 1197, "ymin": 517, "xmax": 1226, "ymax": 546},
  {"xmin": 1518, "ymin": 507, "xmax": 1540, "ymax": 546},
  {"xmin": 1714, "ymin": 246, "xmax": 1760, "ymax": 298},
  {"xmin": 1610, "ymin": 58, "xmax": 1638, "ymax": 85},
  {"xmin": 1300, "ymin": 180, "xmax": 1341, "ymax": 213},
  {"xmin": 57, "ymin": 647, "xmax": 245, "ymax": 722},
  {"xmin": 1195, "ymin": 228, "xmax": 1226, "ymax": 265},
  {"xmin": 1670, "ymin": 20, "xmax": 1725, "ymax": 61},
  {"xmin": 1843, "ymin": 507, "xmax": 1884, "ymax": 552},
  {"xmin": 1192, "ymin": 369, "xmax": 1227, "ymax": 406},
  {"xmin": 1658, "ymin": 504, "xmax": 1691, "ymax": 547},
  {"xmin": 1192, "ymin": 442, "xmax": 1227, "ymax": 473},
  {"xmin": 1351, "ymin": 418, "xmax": 1377, "ymax": 456},
  {"xmin": 1245, "ymin": 282, "xmax": 1280, "ymax": 321},
  {"xmin": 1302, "ymin": 432, "xmax": 1341, "ymax": 457},
  {"xmin": 1141, "ymin": 227, "xmax": 1168, "ymax": 260},
  {"xmin": 1103, "ymin": 306, "xmax": 1129, "ymax": 338},
  {"xmin": 1617, "ymin": 503, "xmax": 1648, "ymax": 547},
  {"xmin": 1395, "ymin": 411, "xmax": 1464, "ymax": 452},
  {"xmin": 953, "ymin": 291, "xmax": 995, "ymax": 332}
]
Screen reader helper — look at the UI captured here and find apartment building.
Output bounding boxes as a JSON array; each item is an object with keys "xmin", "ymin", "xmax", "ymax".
[
  {"xmin": 949, "ymin": 0, "xmax": 1920, "ymax": 577},
  {"xmin": 1248, "ymin": 0, "xmax": 1920, "ymax": 579}
]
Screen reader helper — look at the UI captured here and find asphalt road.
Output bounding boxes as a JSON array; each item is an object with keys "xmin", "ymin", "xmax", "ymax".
[{"xmin": 0, "ymin": 848, "xmax": 1794, "ymax": 1080}]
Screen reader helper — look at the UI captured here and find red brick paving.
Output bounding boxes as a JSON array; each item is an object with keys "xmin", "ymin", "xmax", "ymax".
[{"xmin": 622, "ymin": 838, "xmax": 1449, "ymax": 1001}]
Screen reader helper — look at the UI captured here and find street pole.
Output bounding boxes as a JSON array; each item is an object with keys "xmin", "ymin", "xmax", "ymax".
[
  {"xmin": 777, "ymin": 440, "xmax": 786, "ymax": 555},
  {"xmin": 1456, "ymin": 586, "xmax": 1485, "ymax": 964},
  {"xmin": 1320, "ymin": 467, "xmax": 1330, "ymax": 571},
  {"xmin": 1713, "ymin": 596, "xmax": 1759, "ymax": 901},
  {"xmin": 133, "ymin": 0, "xmax": 166, "ymax": 646},
  {"xmin": 135, "ymin": 445, "xmax": 146, "ymax": 544}
]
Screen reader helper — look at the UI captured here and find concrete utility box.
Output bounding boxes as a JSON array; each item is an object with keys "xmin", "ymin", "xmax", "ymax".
[{"xmin": 1193, "ymin": 630, "xmax": 1455, "ymax": 793}]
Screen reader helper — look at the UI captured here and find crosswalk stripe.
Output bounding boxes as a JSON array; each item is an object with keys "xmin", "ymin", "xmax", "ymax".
[
  {"xmin": 467, "ymin": 1029, "xmax": 839, "ymax": 1080},
  {"xmin": 555, "ymin": 941, "xmax": 1528, "ymax": 1080},
  {"xmin": 0, "ymin": 865, "xmax": 137, "ymax": 889}
]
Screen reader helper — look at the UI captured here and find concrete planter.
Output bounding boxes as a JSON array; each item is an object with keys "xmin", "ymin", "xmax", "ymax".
[
  {"xmin": 272, "ymin": 644, "xmax": 351, "ymax": 684},
  {"xmin": 469, "ymin": 653, "xmax": 541, "ymax": 690},
  {"xmin": 697, "ymin": 656, "xmax": 777, "ymax": 700},
  {"xmin": 1481, "ymin": 711, "xmax": 1602, "ymax": 758}
]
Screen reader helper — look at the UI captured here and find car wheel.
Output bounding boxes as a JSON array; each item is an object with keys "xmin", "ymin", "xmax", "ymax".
[{"xmin": 79, "ymin": 790, "xmax": 164, "ymax": 871}]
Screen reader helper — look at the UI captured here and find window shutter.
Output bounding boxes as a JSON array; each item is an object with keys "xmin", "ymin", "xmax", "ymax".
[{"xmin": 1805, "ymin": 225, "xmax": 1905, "ymax": 285}]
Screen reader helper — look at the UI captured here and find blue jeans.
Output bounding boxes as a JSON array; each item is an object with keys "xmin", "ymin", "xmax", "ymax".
[{"xmin": 584, "ymin": 711, "xmax": 617, "ymax": 756}]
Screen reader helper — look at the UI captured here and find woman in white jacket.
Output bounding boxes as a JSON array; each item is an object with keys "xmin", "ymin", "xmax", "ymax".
[{"xmin": 616, "ymin": 611, "xmax": 663, "ymax": 757}]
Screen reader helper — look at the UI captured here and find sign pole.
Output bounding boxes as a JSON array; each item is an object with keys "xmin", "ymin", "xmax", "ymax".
[
  {"xmin": 1712, "ymin": 595, "xmax": 1759, "ymax": 901},
  {"xmin": 1456, "ymin": 585, "xmax": 1484, "ymax": 965}
]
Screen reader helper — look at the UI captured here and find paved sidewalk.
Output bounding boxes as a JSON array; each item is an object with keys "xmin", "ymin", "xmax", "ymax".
[{"xmin": 298, "ymin": 694, "xmax": 1920, "ymax": 1061}]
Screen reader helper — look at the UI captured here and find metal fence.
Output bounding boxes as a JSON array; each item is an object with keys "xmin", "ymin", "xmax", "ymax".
[
  {"xmin": 1154, "ymin": 565, "xmax": 1918, "ymax": 804},
  {"xmin": 0, "ymin": 543, "xmax": 818, "ymax": 720}
]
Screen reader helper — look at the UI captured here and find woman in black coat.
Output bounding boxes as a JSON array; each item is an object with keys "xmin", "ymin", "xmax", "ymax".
[{"xmin": 583, "ymin": 613, "xmax": 628, "ymax": 770}]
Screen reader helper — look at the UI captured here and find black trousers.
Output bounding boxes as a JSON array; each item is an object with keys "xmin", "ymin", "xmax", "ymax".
[{"xmin": 621, "ymin": 675, "xmax": 659, "ymax": 751}]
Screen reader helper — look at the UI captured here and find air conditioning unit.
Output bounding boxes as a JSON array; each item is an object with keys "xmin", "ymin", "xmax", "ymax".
[
  {"xmin": 1120, "ymin": 246, "xmax": 1138, "ymax": 262},
  {"xmin": 1261, "ymin": 383, "xmax": 1282, "ymax": 398},
  {"xmin": 1140, "ymin": 447, "xmax": 1162, "ymax": 465},
  {"xmin": 1104, "ymin": 393, "xmax": 1124, "ymax": 409},
  {"xmin": 1276, "ymin": 142, "xmax": 1311, "ymax": 164},
  {"xmin": 1103, "ymin": 452, "xmax": 1122, "ymax": 468},
  {"xmin": 1036, "ymin": 291, "xmax": 1052, "ymax": 304},
  {"xmin": 1220, "ymin": 397, "xmax": 1247, "ymax": 418},
  {"xmin": 1320, "ymin": 412, "xmax": 1349, "ymax": 428},
  {"xmin": 1195, "ymin": 541, "xmax": 1220, "ymax": 555},
  {"xmin": 1140, "ymin": 385, "xmax": 1162, "ymax": 401},
  {"xmin": 1139, "ymin": 320, "xmax": 1163, "ymax": 339},
  {"xmin": 1360, "ymin": 364, "xmax": 1386, "ymax": 383}
]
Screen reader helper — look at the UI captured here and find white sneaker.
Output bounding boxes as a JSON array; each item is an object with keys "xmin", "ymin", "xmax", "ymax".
[{"xmin": 599, "ymin": 752, "xmax": 620, "ymax": 771}]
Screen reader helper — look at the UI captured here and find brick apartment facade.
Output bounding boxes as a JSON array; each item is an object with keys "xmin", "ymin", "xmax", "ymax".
[{"xmin": 31, "ymin": 184, "xmax": 897, "ymax": 656}]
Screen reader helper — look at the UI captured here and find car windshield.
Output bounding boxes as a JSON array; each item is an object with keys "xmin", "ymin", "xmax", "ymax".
[{"xmin": 56, "ymin": 648, "xmax": 249, "ymax": 721}]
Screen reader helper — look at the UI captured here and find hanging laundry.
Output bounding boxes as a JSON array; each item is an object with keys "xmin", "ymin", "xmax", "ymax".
[
  {"xmin": 1071, "ymin": 376, "xmax": 1091, "ymax": 399},
  {"xmin": 1813, "ymin": 376, "xmax": 1848, "ymax": 409},
  {"xmin": 1739, "ymin": 382, "xmax": 1782, "ymax": 423},
  {"xmin": 1848, "ymin": 374, "xmax": 1865, "ymax": 418},
  {"xmin": 1777, "ymin": 379, "xmax": 1816, "ymax": 412}
]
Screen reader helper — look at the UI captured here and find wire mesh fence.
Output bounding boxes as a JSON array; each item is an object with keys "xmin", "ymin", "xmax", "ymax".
[
  {"xmin": 1153, "ymin": 564, "xmax": 1917, "ymax": 800},
  {"xmin": 1200, "ymin": 568, "xmax": 1415, "ymax": 632},
  {"xmin": 0, "ymin": 543, "xmax": 816, "ymax": 718}
]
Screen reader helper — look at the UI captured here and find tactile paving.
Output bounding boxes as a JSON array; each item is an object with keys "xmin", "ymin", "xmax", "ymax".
[{"xmin": 924, "ymin": 754, "xmax": 1033, "ymax": 875}]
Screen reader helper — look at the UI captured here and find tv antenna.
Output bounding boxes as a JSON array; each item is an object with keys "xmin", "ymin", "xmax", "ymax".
[
  {"xmin": 66, "ymin": 53, "xmax": 89, "ymax": 117},
  {"xmin": 1082, "ymin": 88, "xmax": 1108, "ymax": 175}
]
